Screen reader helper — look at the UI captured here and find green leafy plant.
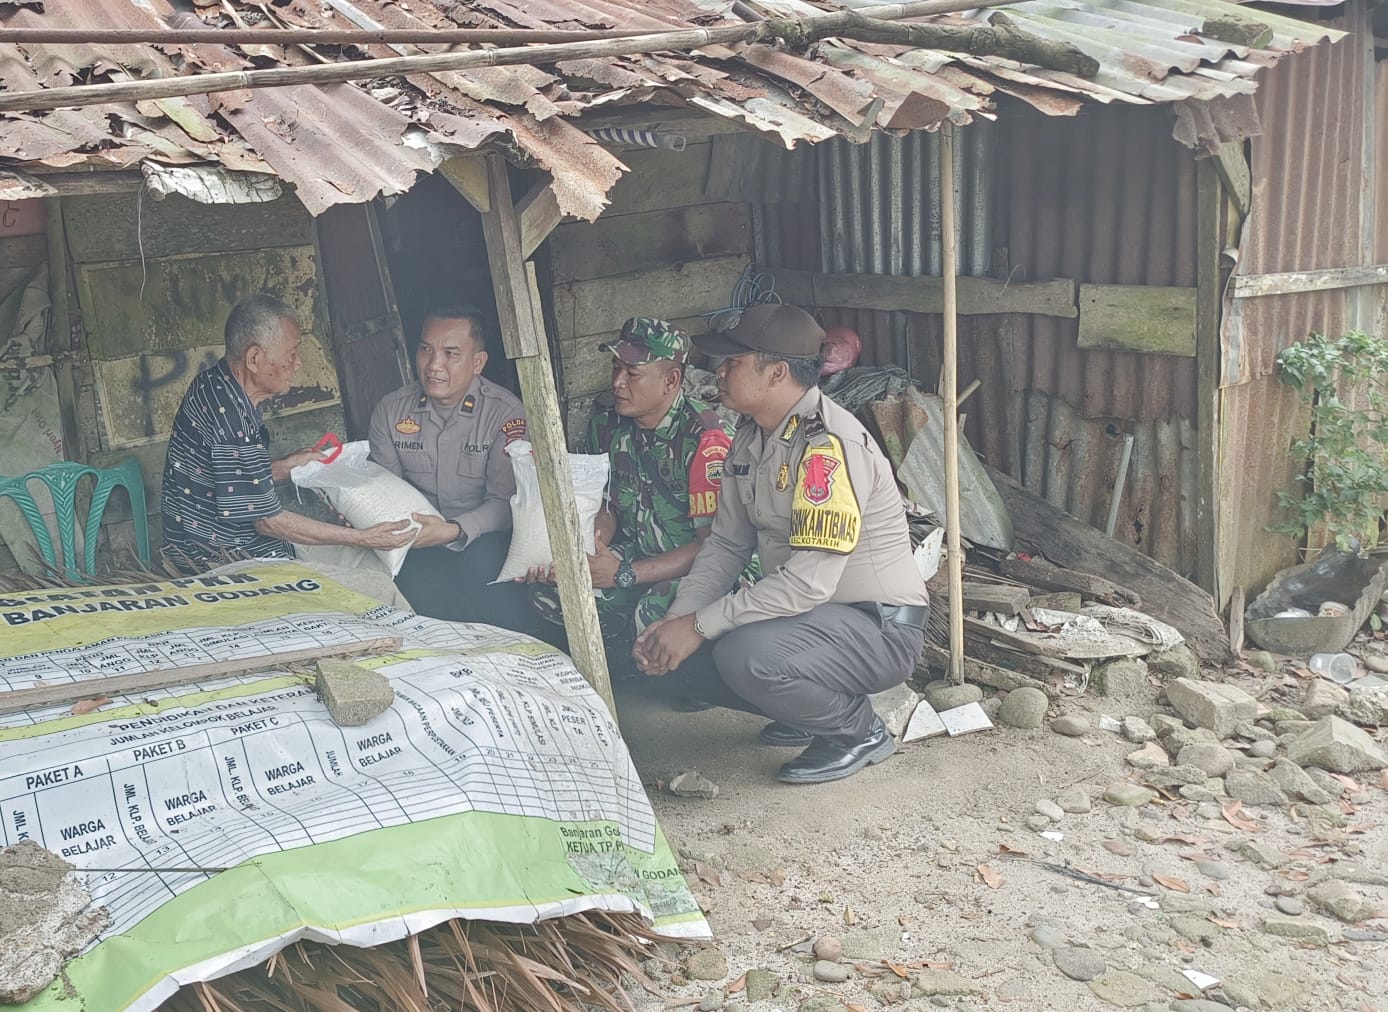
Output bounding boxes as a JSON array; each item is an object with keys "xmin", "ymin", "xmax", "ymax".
[{"xmin": 1274, "ymin": 330, "xmax": 1388, "ymax": 552}]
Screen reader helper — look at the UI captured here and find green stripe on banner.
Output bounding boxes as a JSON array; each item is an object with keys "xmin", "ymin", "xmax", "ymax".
[{"xmin": 25, "ymin": 812, "xmax": 700, "ymax": 1011}]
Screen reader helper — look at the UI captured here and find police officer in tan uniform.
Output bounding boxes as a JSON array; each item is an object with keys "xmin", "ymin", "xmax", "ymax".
[
  {"xmin": 635, "ymin": 304, "xmax": 928, "ymax": 785},
  {"xmin": 369, "ymin": 306, "xmax": 529, "ymax": 628}
]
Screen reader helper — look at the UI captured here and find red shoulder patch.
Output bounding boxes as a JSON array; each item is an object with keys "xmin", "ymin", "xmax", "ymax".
[{"xmin": 687, "ymin": 429, "xmax": 730, "ymax": 519}]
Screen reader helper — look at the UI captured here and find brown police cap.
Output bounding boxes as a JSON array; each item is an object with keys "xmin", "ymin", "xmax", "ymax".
[{"xmin": 694, "ymin": 304, "xmax": 825, "ymax": 359}]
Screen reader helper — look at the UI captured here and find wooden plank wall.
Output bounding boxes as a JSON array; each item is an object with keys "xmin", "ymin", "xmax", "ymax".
[{"xmin": 547, "ymin": 143, "xmax": 753, "ymax": 442}]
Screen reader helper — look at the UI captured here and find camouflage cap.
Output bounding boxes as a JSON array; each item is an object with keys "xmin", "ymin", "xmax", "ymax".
[{"xmin": 598, "ymin": 317, "xmax": 690, "ymax": 365}]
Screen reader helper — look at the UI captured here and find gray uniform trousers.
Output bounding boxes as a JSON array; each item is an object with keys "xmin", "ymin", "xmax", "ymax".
[{"xmin": 670, "ymin": 602, "xmax": 925, "ymax": 743}]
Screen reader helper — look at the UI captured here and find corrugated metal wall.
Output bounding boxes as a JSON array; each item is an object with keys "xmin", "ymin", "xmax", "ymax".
[
  {"xmin": 1218, "ymin": 5, "xmax": 1383, "ymax": 601},
  {"xmin": 759, "ymin": 108, "xmax": 1203, "ymax": 577}
]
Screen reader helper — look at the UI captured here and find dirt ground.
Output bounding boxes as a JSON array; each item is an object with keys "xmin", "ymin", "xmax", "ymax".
[{"xmin": 611, "ymin": 663, "xmax": 1388, "ymax": 1012}]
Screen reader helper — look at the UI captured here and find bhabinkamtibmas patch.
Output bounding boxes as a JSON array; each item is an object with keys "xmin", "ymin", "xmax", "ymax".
[{"xmin": 789, "ymin": 435, "xmax": 860, "ymax": 554}]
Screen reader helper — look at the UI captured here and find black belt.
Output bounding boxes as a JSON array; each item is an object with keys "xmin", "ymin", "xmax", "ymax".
[{"xmin": 856, "ymin": 602, "xmax": 929, "ymax": 630}]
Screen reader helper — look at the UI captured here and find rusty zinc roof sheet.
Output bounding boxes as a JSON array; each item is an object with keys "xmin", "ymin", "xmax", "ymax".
[{"xmin": 0, "ymin": 0, "xmax": 1343, "ymax": 217}]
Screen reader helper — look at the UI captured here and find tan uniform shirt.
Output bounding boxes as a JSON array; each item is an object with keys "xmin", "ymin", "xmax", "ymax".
[
  {"xmin": 368, "ymin": 376, "xmax": 527, "ymax": 547},
  {"xmin": 669, "ymin": 386, "xmax": 928, "ymax": 639}
]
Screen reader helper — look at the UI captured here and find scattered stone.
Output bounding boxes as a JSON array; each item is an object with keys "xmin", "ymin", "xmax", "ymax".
[
  {"xmin": 997, "ymin": 687, "xmax": 1049, "ymax": 729},
  {"xmin": 1151, "ymin": 714, "xmax": 1186, "ymax": 737},
  {"xmin": 316, "ymin": 658, "xmax": 395, "ymax": 726},
  {"xmin": 1093, "ymin": 658, "xmax": 1149, "ymax": 700},
  {"xmin": 1103, "ymin": 783, "xmax": 1157, "ymax": 807},
  {"xmin": 924, "ymin": 683, "xmax": 983, "ymax": 711},
  {"xmin": 1053, "ymin": 946, "xmax": 1106, "ymax": 981},
  {"xmin": 0, "ymin": 842, "xmax": 112, "ymax": 1004},
  {"xmin": 1051, "ymin": 714, "xmax": 1090, "ymax": 737},
  {"xmin": 1274, "ymin": 896, "xmax": 1303, "ymax": 916},
  {"xmin": 1086, "ymin": 969, "xmax": 1158, "ymax": 1007},
  {"xmin": 1302, "ymin": 680, "xmax": 1349, "ymax": 720},
  {"xmin": 1337, "ymin": 686, "xmax": 1388, "ymax": 726},
  {"xmin": 744, "ymin": 968, "xmax": 778, "ymax": 1003},
  {"xmin": 1031, "ymin": 924, "xmax": 1065, "ymax": 949},
  {"xmin": 1275, "ymin": 719, "xmax": 1315, "ymax": 738},
  {"xmin": 1287, "ymin": 716, "xmax": 1388, "ymax": 773},
  {"xmin": 1255, "ymin": 972, "xmax": 1306, "ymax": 1008},
  {"xmin": 1145, "ymin": 643, "xmax": 1198, "ymax": 682},
  {"xmin": 1195, "ymin": 860, "xmax": 1229, "ymax": 881},
  {"xmin": 1248, "ymin": 739, "xmax": 1277, "ymax": 758},
  {"xmin": 1026, "ymin": 814, "xmax": 1051, "ymax": 832},
  {"xmin": 1344, "ymin": 928, "xmax": 1388, "ymax": 942},
  {"xmin": 1244, "ymin": 649, "xmax": 1278, "ymax": 672},
  {"xmin": 1232, "ymin": 840, "xmax": 1290, "ymax": 869},
  {"xmin": 1035, "ymin": 799, "xmax": 1065, "ymax": 822},
  {"xmin": 1261, "ymin": 917, "xmax": 1328, "ymax": 945},
  {"xmin": 669, "ymin": 770, "xmax": 720, "ymax": 800},
  {"xmin": 1266, "ymin": 706, "xmax": 1304, "ymax": 722},
  {"xmin": 699, "ymin": 990, "xmax": 725, "ymax": 1012},
  {"xmin": 809, "ymin": 936, "xmax": 843, "ymax": 963},
  {"xmin": 1161, "ymin": 726, "xmax": 1222, "ymax": 757},
  {"xmin": 868, "ymin": 978, "xmax": 910, "ymax": 1004},
  {"xmin": 799, "ymin": 997, "xmax": 849, "ymax": 1012},
  {"xmin": 839, "ymin": 926, "xmax": 900, "ymax": 960},
  {"xmin": 1170, "ymin": 1001, "xmax": 1234, "ymax": 1012},
  {"xmin": 1170, "ymin": 915, "xmax": 1220, "ymax": 945},
  {"xmin": 1122, "ymin": 715, "xmax": 1157, "ymax": 743},
  {"xmin": 813, "ymin": 959, "xmax": 850, "ymax": 983},
  {"xmin": 1166, "ymin": 678, "xmax": 1257, "ymax": 737},
  {"xmin": 1126, "ymin": 742, "xmax": 1170, "ymax": 769},
  {"xmin": 1307, "ymin": 879, "xmax": 1372, "ymax": 923},
  {"xmin": 911, "ymin": 970, "xmax": 980, "ymax": 997},
  {"xmin": 685, "ymin": 948, "xmax": 729, "ymax": 981},
  {"xmin": 1224, "ymin": 768, "xmax": 1289, "ymax": 806},
  {"xmin": 1304, "ymin": 767, "xmax": 1344, "ymax": 797},
  {"xmin": 1234, "ymin": 719, "xmax": 1277, "ymax": 742},
  {"xmin": 1144, "ymin": 764, "xmax": 1208, "ymax": 788},
  {"xmin": 980, "ymin": 696, "xmax": 1004, "ymax": 721},
  {"xmin": 872, "ymin": 683, "xmax": 923, "ymax": 738},
  {"xmin": 1266, "ymin": 758, "xmax": 1334, "ymax": 804},
  {"xmin": 1330, "ymin": 861, "xmax": 1388, "ymax": 887},
  {"xmin": 1055, "ymin": 785, "xmax": 1092, "ymax": 814}
]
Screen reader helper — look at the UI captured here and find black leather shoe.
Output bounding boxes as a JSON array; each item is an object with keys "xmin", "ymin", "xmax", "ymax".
[
  {"xmin": 776, "ymin": 717, "xmax": 896, "ymax": 785},
  {"xmin": 758, "ymin": 721, "xmax": 814, "ymax": 747},
  {"xmin": 672, "ymin": 695, "xmax": 715, "ymax": 713}
]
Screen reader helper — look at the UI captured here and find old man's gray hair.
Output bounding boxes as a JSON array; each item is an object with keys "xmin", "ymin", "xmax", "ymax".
[{"xmin": 225, "ymin": 294, "xmax": 297, "ymax": 361}]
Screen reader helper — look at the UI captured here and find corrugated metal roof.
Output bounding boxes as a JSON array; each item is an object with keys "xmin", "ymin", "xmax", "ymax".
[{"xmin": 0, "ymin": 0, "xmax": 1344, "ymax": 216}]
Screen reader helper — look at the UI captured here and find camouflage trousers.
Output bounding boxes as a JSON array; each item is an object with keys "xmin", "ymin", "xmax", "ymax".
[{"xmin": 530, "ymin": 543, "xmax": 681, "ymax": 653}]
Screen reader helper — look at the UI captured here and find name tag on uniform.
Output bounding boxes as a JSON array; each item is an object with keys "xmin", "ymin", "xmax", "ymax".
[
  {"xmin": 395, "ymin": 440, "xmax": 424, "ymax": 451},
  {"xmin": 730, "ymin": 463, "xmax": 751, "ymax": 476},
  {"xmin": 464, "ymin": 442, "xmax": 491, "ymax": 454}
]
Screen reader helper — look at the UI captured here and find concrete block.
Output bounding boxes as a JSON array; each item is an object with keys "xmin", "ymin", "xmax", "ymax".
[
  {"xmin": 1165, "ymin": 678, "xmax": 1256, "ymax": 737},
  {"xmin": 1286, "ymin": 715, "xmax": 1388, "ymax": 773},
  {"xmin": 317, "ymin": 658, "xmax": 395, "ymax": 727}
]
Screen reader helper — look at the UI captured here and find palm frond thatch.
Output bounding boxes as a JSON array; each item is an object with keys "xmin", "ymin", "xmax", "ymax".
[{"xmin": 159, "ymin": 912, "xmax": 677, "ymax": 1012}]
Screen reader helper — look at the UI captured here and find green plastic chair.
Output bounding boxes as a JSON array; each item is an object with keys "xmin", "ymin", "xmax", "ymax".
[{"xmin": 0, "ymin": 458, "xmax": 151, "ymax": 578}]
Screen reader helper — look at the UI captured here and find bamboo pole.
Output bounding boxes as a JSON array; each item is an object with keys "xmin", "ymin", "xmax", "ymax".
[
  {"xmin": 0, "ymin": 0, "xmax": 1024, "ymax": 114},
  {"xmin": 940, "ymin": 121, "xmax": 965, "ymax": 686},
  {"xmin": 0, "ymin": 27, "xmax": 679, "ymax": 46}
]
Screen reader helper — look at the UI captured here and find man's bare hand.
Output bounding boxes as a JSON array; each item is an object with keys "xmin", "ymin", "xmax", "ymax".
[
  {"xmin": 411, "ymin": 512, "xmax": 461, "ymax": 549},
  {"xmin": 633, "ymin": 613, "xmax": 703, "ymax": 676},
  {"xmin": 514, "ymin": 563, "xmax": 557, "ymax": 584},
  {"xmin": 351, "ymin": 520, "xmax": 416, "ymax": 550},
  {"xmin": 271, "ymin": 447, "xmax": 326, "ymax": 482},
  {"xmin": 588, "ymin": 544, "xmax": 622, "ymax": 590}
]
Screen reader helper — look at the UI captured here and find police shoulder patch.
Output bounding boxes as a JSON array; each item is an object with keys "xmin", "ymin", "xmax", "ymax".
[{"xmin": 789, "ymin": 434, "xmax": 860, "ymax": 554}]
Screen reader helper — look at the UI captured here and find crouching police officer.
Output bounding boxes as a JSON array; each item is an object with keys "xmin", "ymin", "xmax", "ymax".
[{"xmin": 634, "ymin": 304, "xmax": 928, "ymax": 785}]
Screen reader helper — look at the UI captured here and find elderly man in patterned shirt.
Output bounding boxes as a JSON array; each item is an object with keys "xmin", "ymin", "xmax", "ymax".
[
  {"xmin": 527, "ymin": 318, "xmax": 746, "ymax": 668},
  {"xmin": 161, "ymin": 294, "xmax": 411, "ymax": 571}
]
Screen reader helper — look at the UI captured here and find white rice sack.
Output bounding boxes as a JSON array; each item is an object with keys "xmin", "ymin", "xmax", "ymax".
[
  {"xmin": 290, "ymin": 441, "xmax": 440, "ymax": 576},
  {"xmin": 495, "ymin": 440, "xmax": 609, "ymax": 582}
]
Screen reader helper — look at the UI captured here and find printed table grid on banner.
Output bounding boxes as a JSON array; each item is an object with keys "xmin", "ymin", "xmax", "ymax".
[{"xmin": 0, "ymin": 562, "xmax": 704, "ymax": 1011}]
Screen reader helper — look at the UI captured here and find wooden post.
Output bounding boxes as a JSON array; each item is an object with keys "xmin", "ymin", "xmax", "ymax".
[
  {"xmin": 940, "ymin": 123, "xmax": 965, "ymax": 685},
  {"xmin": 470, "ymin": 154, "xmax": 616, "ymax": 714},
  {"xmin": 1194, "ymin": 157, "xmax": 1221, "ymax": 600}
]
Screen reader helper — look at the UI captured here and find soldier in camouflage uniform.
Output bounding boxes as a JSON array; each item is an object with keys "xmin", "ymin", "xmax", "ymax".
[{"xmin": 531, "ymin": 318, "xmax": 750, "ymax": 661}]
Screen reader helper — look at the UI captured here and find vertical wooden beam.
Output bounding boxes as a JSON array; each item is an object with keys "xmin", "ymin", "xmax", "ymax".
[
  {"xmin": 44, "ymin": 196, "xmax": 82, "ymax": 463},
  {"xmin": 940, "ymin": 123, "xmax": 965, "ymax": 685},
  {"xmin": 473, "ymin": 153, "xmax": 615, "ymax": 714},
  {"xmin": 1195, "ymin": 157, "xmax": 1222, "ymax": 599},
  {"xmin": 1354, "ymin": 22, "xmax": 1377, "ymax": 334}
]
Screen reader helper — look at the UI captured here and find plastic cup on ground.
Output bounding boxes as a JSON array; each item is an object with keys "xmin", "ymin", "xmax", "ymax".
[{"xmin": 1308, "ymin": 652, "xmax": 1356, "ymax": 684}]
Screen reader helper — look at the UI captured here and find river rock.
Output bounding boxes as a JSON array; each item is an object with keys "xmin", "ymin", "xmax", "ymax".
[
  {"xmin": 1262, "ymin": 917, "xmax": 1328, "ymax": 945},
  {"xmin": 1035, "ymin": 798, "xmax": 1065, "ymax": 822},
  {"xmin": 813, "ymin": 960, "xmax": 850, "ymax": 983},
  {"xmin": 1087, "ymin": 969, "xmax": 1158, "ymax": 1007},
  {"xmin": 1267, "ymin": 758, "xmax": 1334, "ymax": 804},
  {"xmin": 872, "ymin": 683, "xmax": 922, "ymax": 738},
  {"xmin": 1307, "ymin": 879, "xmax": 1372, "ymax": 923},
  {"xmin": 1302, "ymin": 679, "xmax": 1349, "ymax": 720},
  {"xmin": 686, "ymin": 948, "xmax": 729, "ymax": 981},
  {"xmin": 1103, "ymin": 783, "xmax": 1156, "ymax": 807},
  {"xmin": 924, "ymin": 683, "xmax": 982, "ymax": 712},
  {"xmin": 1052, "ymin": 946, "xmax": 1106, "ymax": 981},
  {"xmin": 1055, "ymin": 785, "xmax": 1092, "ymax": 814},
  {"xmin": 744, "ymin": 968, "xmax": 778, "ymax": 1002},
  {"xmin": 1145, "ymin": 643, "xmax": 1198, "ymax": 682},
  {"xmin": 1143, "ymin": 764, "xmax": 1208, "ymax": 788},
  {"xmin": 1248, "ymin": 739, "xmax": 1277, "ymax": 758},
  {"xmin": 1126, "ymin": 742, "xmax": 1170, "ymax": 769},
  {"xmin": 1051, "ymin": 714, "xmax": 1089, "ymax": 737},
  {"xmin": 1122, "ymin": 715, "xmax": 1157, "ymax": 742},
  {"xmin": 998, "ymin": 687, "xmax": 1048, "ymax": 729}
]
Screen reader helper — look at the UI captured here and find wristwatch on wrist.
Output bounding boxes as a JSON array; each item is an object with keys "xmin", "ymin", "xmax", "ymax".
[
  {"xmin": 449, "ymin": 521, "xmax": 468, "ymax": 547},
  {"xmin": 614, "ymin": 559, "xmax": 637, "ymax": 589},
  {"xmin": 692, "ymin": 613, "xmax": 707, "ymax": 638}
]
